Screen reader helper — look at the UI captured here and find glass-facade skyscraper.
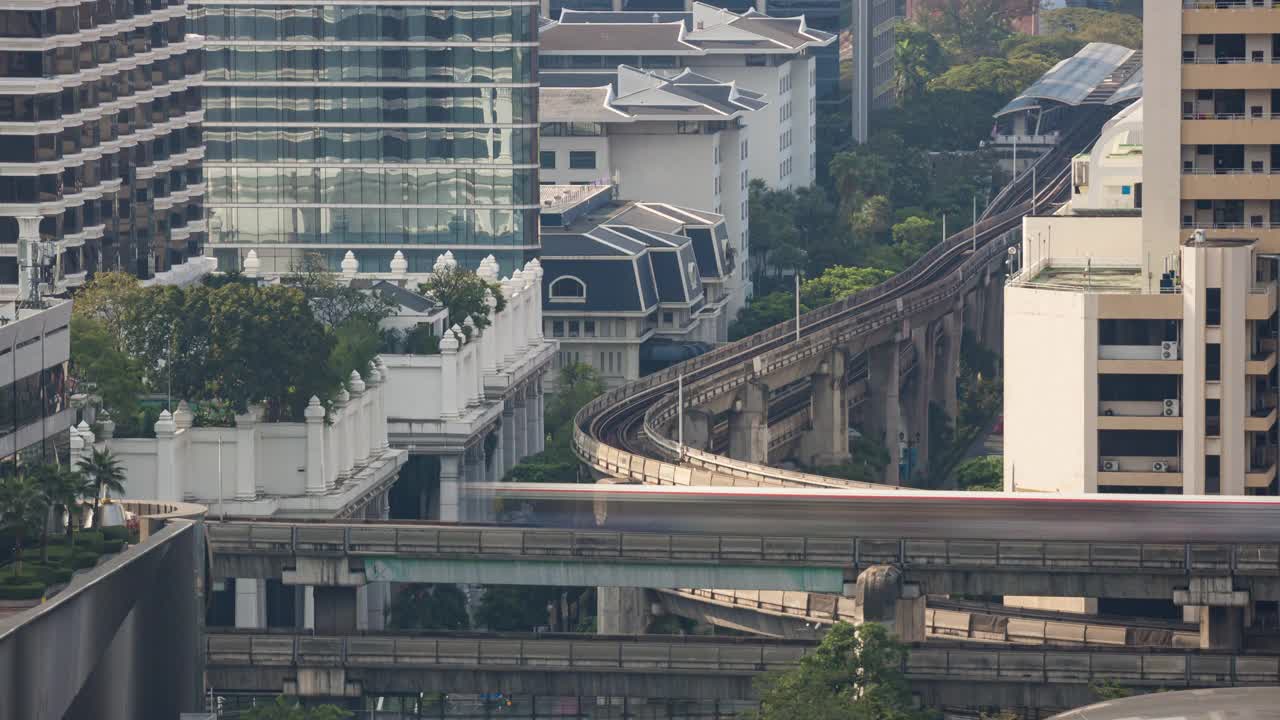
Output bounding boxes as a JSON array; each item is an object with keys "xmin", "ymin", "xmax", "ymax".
[{"xmin": 194, "ymin": 0, "xmax": 540, "ymax": 275}]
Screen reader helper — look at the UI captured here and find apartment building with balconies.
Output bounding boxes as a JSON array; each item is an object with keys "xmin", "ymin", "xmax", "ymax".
[
  {"xmin": 1006, "ymin": 92, "xmax": 1280, "ymax": 505},
  {"xmin": 0, "ymin": 0, "xmax": 208, "ymax": 300}
]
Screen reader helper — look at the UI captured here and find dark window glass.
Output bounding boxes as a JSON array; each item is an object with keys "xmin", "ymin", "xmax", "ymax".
[
  {"xmin": 568, "ymin": 150, "xmax": 596, "ymax": 170},
  {"xmin": 539, "ymin": 151, "xmax": 555, "ymax": 169},
  {"xmin": 1206, "ymin": 287, "xmax": 1222, "ymax": 326}
]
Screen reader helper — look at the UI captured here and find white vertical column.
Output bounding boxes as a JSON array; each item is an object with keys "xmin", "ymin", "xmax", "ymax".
[
  {"xmin": 154, "ymin": 410, "xmax": 178, "ymax": 501},
  {"xmin": 364, "ymin": 367, "xmax": 381, "ymax": 458},
  {"xmin": 234, "ymin": 578, "xmax": 266, "ymax": 629},
  {"xmin": 304, "ymin": 396, "xmax": 327, "ymax": 495},
  {"xmin": 303, "ymin": 586, "xmax": 315, "ymax": 630},
  {"xmin": 234, "ymin": 406, "xmax": 259, "ymax": 500},
  {"xmin": 348, "ymin": 371, "xmax": 368, "ymax": 464},
  {"xmin": 441, "ymin": 328, "xmax": 460, "ymax": 417},
  {"xmin": 374, "ymin": 359, "xmax": 389, "ymax": 449},
  {"xmin": 332, "ymin": 389, "xmax": 352, "ymax": 480},
  {"xmin": 489, "ymin": 424, "xmax": 504, "ymax": 482},
  {"xmin": 438, "ymin": 454, "xmax": 462, "ymax": 522}
]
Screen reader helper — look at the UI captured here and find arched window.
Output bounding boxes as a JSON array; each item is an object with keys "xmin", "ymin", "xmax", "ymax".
[{"xmin": 550, "ymin": 275, "xmax": 586, "ymax": 301}]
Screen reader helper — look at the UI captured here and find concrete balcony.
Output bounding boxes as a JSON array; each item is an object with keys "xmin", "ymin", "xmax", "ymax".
[
  {"xmin": 1245, "ymin": 405, "xmax": 1278, "ymax": 432},
  {"xmin": 1249, "ymin": 282, "xmax": 1278, "ymax": 318},
  {"xmin": 1182, "ymin": 171, "xmax": 1280, "ymax": 200},
  {"xmin": 1183, "ymin": 117, "xmax": 1280, "ymax": 145},
  {"xmin": 1097, "ymin": 414, "xmax": 1183, "ymax": 431},
  {"xmin": 1184, "ymin": 4, "xmax": 1280, "ymax": 34},
  {"xmin": 1183, "ymin": 62, "xmax": 1279, "ymax": 90},
  {"xmin": 1247, "ymin": 349, "xmax": 1278, "ymax": 375},
  {"xmin": 1097, "ymin": 344, "xmax": 1182, "ymax": 375},
  {"xmin": 1248, "ymin": 461, "xmax": 1277, "ymax": 489},
  {"xmin": 1098, "ymin": 456, "xmax": 1183, "ymax": 488}
]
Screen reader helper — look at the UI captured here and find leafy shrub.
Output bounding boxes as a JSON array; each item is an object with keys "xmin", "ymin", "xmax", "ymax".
[{"xmin": 0, "ymin": 582, "xmax": 45, "ymax": 600}]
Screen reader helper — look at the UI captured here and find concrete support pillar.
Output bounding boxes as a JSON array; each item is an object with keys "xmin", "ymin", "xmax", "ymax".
[
  {"xmin": 524, "ymin": 386, "xmax": 539, "ymax": 457},
  {"xmin": 983, "ymin": 276, "xmax": 1003, "ymax": 356},
  {"xmin": 1200, "ymin": 606, "xmax": 1246, "ymax": 650},
  {"xmin": 512, "ymin": 396, "xmax": 529, "ymax": 463},
  {"xmin": 799, "ymin": 351, "xmax": 850, "ymax": 467},
  {"xmin": 852, "ymin": 565, "xmax": 925, "ymax": 644},
  {"xmin": 866, "ymin": 340, "xmax": 902, "ymax": 485},
  {"xmin": 488, "ymin": 425, "xmax": 504, "ymax": 482},
  {"xmin": 940, "ymin": 311, "xmax": 962, "ymax": 422},
  {"xmin": 313, "ymin": 586, "xmax": 359, "ymax": 634},
  {"xmin": 681, "ymin": 409, "xmax": 713, "ymax": 451},
  {"xmin": 1175, "ymin": 576, "xmax": 1251, "ymax": 650},
  {"xmin": 438, "ymin": 454, "xmax": 462, "ymax": 522},
  {"xmin": 727, "ymin": 381, "xmax": 769, "ymax": 464},
  {"xmin": 357, "ymin": 582, "xmax": 386, "ymax": 631},
  {"xmin": 597, "ymin": 587, "xmax": 653, "ymax": 635},
  {"xmin": 907, "ymin": 325, "xmax": 933, "ymax": 481},
  {"xmin": 234, "ymin": 578, "xmax": 266, "ymax": 629},
  {"xmin": 534, "ymin": 381, "xmax": 546, "ymax": 454},
  {"xmin": 302, "ymin": 586, "xmax": 315, "ymax": 630},
  {"xmin": 501, "ymin": 405, "xmax": 516, "ymax": 474}
]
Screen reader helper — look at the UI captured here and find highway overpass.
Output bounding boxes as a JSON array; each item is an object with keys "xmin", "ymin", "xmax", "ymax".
[
  {"xmin": 208, "ymin": 516, "xmax": 1280, "ymax": 601},
  {"xmin": 205, "ymin": 630, "xmax": 1280, "ymax": 710}
]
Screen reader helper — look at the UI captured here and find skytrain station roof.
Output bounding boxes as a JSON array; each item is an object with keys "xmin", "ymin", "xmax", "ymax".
[{"xmin": 996, "ymin": 42, "xmax": 1140, "ymax": 117}]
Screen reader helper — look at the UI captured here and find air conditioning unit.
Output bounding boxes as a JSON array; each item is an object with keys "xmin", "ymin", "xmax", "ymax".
[
  {"xmin": 1102, "ymin": 460, "xmax": 1119, "ymax": 472},
  {"xmin": 1161, "ymin": 341, "xmax": 1179, "ymax": 360},
  {"xmin": 1163, "ymin": 399, "xmax": 1180, "ymax": 416},
  {"xmin": 1152, "ymin": 461, "xmax": 1169, "ymax": 472}
]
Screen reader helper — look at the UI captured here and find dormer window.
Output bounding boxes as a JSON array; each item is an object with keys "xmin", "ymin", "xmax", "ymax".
[{"xmin": 550, "ymin": 275, "xmax": 587, "ymax": 302}]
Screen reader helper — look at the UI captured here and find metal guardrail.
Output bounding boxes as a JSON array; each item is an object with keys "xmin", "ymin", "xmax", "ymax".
[
  {"xmin": 662, "ymin": 589, "xmax": 1199, "ymax": 649},
  {"xmin": 206, "ymin": 632, "xmax": 1280, "ymax": 691},
  {"xmin": 206, "ymin": 522, "xmax": 1280, "ymax": 577},
  {"xmin": 206, "ymin": 633, "xmax": 809, "ymax": 674}
]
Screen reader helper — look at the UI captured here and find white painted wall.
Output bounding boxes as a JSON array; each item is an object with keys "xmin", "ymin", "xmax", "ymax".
[{"xmin": 1003, "ymin": 285, "xmax": 1098, "ymax": 495}]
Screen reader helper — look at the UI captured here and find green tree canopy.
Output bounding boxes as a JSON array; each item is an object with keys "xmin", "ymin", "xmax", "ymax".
[
  {"xmin": 1041, "ymin": 7, "xmax": 1142, "ymax": 48},
  {"xmin": 729, "ymin": 291, "xmax": 803, "ymax": 341},
  {"xmin": 894, "ymin": 21, "xmax": 947, "ymax": 102},
  {"xmin": 954, "ymin": 455, "xmax": 1003, "ymax": 491},
  {"xmin": 802, "ymin": 266, "xmax": 896, "ymax": 308},
  {"xmin": 243, "ymin": 697, "xmax": 352, "ymax": 720},
  {"xmin": 385, "ymin": 584, "xmax": 470, "ymax": 630},
  {"xmin": 929, "ymin": 55, "xmax": 1057, "ymax": 98},
  {"xmin": 420, "ymin": 266, "xmax": 505, "ymax": 334},
  {"xmin": 913, "ymin": 0, "xmax": 1035, "ymax": 62},
  {"xmin": 752, "ymin": 622, "xmax": 930, "ymax": 720}
]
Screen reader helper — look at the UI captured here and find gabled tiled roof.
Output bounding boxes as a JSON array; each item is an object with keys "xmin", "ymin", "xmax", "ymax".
[
  {"xmin": 542, "ymin": 2, "xmax": 834, "ymax": 55},
  {"xmin": 540, "ymin": 66, "xmax": 767, "ymax": 122}
]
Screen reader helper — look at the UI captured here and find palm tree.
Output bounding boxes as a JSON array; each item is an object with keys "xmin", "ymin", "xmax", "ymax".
[
  {"xmin": 0, "ymin": 473, "xmax": 46, "ymax": 577},
  {"xmin": 34, "ymin": 464, "xmax": 87, "ymax": 550},
  {"xmin": 77, "ymin": 448, "xmax": 126, "ymax": 529}
]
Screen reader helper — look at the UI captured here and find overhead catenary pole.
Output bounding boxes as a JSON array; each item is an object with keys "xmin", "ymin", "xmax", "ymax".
[
  {"xmin": 677, "ymin": 373, "xmax": 684, "ymax": 451},
  {"xmin": 794, "ymin": 272, "xmax": 801, "ymax": 343},
  {"xmin": 972, "ymin": 195, "xmax": 978, "ymax": 252}
]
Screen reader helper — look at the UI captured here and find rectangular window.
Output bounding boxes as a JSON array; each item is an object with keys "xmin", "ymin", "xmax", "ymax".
[
  {"xmin": 1207, "ymin": 343, "xmax": 1221, "ymax": 382},
  {"xmin": 539, "ymin": 150, "xmax": 555, "ymax": 169},
  {"xmin": 568, "ymin": 320, "xmax": 580, "ymax": 337},
  {"xmin": 552, "ymin": 320, "xmax": 564, "ymax": 337},
  {"xmin": 663, "ymin": 311, "xmax": 673, "ymax": 324},
  {"xmin": 1206, "ymin": 288, "xmax": 1222, "ymax": 326},
  {"xmin": 584, "ymin": 320, "xmax": 595, "ymax": 336},
  {"xmin": 568, "ymin": 150, "xmax": 596, "ymax": 170}
]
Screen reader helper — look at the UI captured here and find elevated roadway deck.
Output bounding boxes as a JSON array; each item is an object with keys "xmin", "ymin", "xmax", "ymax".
[
  {"xmin": 205, "ymin": 630, "xmax": 1280, "ymax": 710},
  {"xmin": 210, "ymin": 506, "xmax": 1280, "ymax": 599}
]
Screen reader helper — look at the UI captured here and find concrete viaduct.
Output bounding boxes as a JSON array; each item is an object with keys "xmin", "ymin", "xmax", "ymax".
[{"xmin": 205, "ymin": 630, "xmax": 1280, "ymax": 711}]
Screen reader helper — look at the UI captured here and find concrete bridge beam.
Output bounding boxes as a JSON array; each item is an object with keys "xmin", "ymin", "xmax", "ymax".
[
  {"xmin": 865, "ymin": 340, "xmax": 902, "ymax": 485},
  {"xmin": 798, "ymin": 350, "xmax": 851, "ymax": 468},
  {"xmin": 1174, "ymin": 576, "xmax": 1252, "ymax": 650},
  {"xmin": 852, "ymin": 565, "xmax": 925, "ymax": 644},
  {"xmin": 727, "ymin": 382, "xmax": 770, "ymax": 464},
  {"xmin": 598, "ymin": 587, "xmax": 654, "ymax": 635}
]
